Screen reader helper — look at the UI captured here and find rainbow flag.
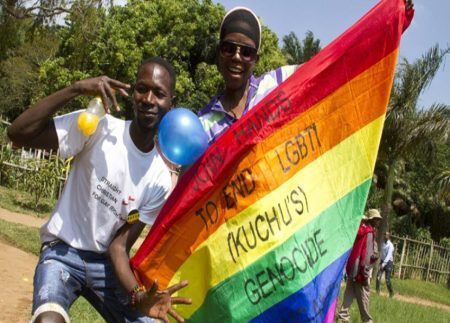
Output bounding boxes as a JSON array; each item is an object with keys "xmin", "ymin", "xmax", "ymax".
[{"xmin": 131, "ymin": 1, "xmax": 414, "ymax": 321}]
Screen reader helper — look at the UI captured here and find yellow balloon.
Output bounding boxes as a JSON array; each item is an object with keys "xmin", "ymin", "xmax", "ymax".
[{"xmin": 78, "ymin": 111, "xmax": 99, "ymax": 136}]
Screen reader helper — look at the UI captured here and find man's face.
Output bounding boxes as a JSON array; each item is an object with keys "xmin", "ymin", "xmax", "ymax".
[
  {"xmin": 132, "ymin": 63, "xmax": 173, "ymax": 132},
  {"xmin": 217, "ymin": 32, "xmax": 258, "ymax": 91},
  {"xmin": 370, "ymin": 218, "xmax": 381, "ymax": 228}
]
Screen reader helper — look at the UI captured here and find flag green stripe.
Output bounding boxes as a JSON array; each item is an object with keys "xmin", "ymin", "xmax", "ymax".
[{"xmin": 188, "ymin": 180, "xmax": 370, "ymax": 322}]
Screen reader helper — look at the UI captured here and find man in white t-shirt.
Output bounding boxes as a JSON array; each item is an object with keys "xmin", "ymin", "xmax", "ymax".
[{"xmin": 7, "ymin": 57, "xmax": 191, "ymax": 323}]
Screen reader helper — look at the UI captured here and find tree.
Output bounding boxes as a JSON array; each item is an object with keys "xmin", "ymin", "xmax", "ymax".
[
  {"xmin": 0, "ymin": 26, "xmax": 59, "ymax": 120},
  {"xmin": 36, "ymin": 0, "xmax": 287, "ymax": 116},
  {"xmin": 2, "ymin": 0, "xmax": 290, "ymax": 119},
  {"xmin": 435, "ymin": 168, "xmax": 450, "ymax": 201},
  {"xmin": 0, "ymin": 0, "xmax": 109, "ymax": 24},
  {"xmin": 281, "ymin": 30, "xmax": 321, "ymax": 65},
  {"xmin": 376, "ymin": 45, "xmax": 450, "ymax": 244}
]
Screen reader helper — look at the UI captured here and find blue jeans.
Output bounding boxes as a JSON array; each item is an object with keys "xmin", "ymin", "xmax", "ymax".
[{"xmin": 32, "ymin": 241, "xmax": 157, "ymax": 322}]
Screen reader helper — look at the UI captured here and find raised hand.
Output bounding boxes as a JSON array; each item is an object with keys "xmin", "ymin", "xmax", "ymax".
[{"xmin": 75, "ymin": 76, "xmax": 130, "ymax": 113}]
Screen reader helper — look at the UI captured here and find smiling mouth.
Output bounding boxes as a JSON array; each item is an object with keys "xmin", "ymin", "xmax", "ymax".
[
  {"xmin": 138, "ymin": 106, "xmax": 158, "ymax": 116},
  {"xmin": 228, "ymin": 66, "xmax": 243, "ymax": 74}
]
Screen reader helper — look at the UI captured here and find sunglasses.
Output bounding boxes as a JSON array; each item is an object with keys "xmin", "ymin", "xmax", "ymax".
[{"xmin": 219, "ymin": 41, "xmax": 258, "ymax": 62}]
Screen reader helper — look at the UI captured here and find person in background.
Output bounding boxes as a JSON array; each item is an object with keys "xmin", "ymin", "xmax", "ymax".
[
  {"xmin": 198, "ymin": 6, "xmax": 298, "ymax": 145},
  {"xmin": 337, "ymin": 209, "xmax": 381, "ymax": 323},
  {"xmin": 7, "ymin": 57, "xmax": 190, "ymax": 323},
  {"xmin": 376, "ymin": 231, "xmax": 395, "ymax": 298}
]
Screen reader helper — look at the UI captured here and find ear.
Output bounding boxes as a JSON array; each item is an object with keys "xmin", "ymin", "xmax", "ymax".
[
  {"xmin": 255, "ymin": 54, "xmax": 260, "ymax": 63},
  {"xmin": 170, "ymin": 96, "xmax": 177, "ymax": 108}
]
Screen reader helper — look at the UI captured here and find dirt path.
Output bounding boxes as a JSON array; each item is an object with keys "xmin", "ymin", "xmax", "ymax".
[
  {"xmin": 0, "ymin": 239, "xmax": 37, "ymax": 322},
  {"xmin": 0, "ymin": 208, "xmax": 42, "ymax": 322},
  {"xmin": 1, "ymin": 207, "xmax": 449, "ymax": 322},
  {"xmin": 386, "ymin": 292, "xmax": 450, "ymax": 312},
  {"xmin": 0, "ymin": 208, "xmax": 46, "ymax": 228}
]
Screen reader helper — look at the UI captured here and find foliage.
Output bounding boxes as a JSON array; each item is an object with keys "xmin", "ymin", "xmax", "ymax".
[
  {"xmin": 0, "ymin": 144, "xmax": 18, "ymax": 187},
  {"xmin": 375, "ymin": 45, "xmax": 450, "ymax": 243},
  {"xmin": 0, "ymin": 4, "xmax": 32, "ymax": 61},
  {"xmin": 255, "ymin": 26, "xmax": 287, "ymax": 76},
  {"xmin": 0, "ymin": 0, "xmax": 290, "ymax": 120},
  {"xmin": 24, "ymin": 154, "xmax": 64, "ymax": 209},
  {"xmin": 366, "ymin": 180, "xmax": 384, "ymax": 210},
  {"xmin": 439, "ymin": 237, "xmax": 450, "ymax": 249},
  {"xmin": 282, "ymin": 30, "xmax": 321, "ymax": 64},
  {"xmin": 0, "ymin": 0, "xmax": 107, "ymax": 24},
  {"xmin": 0, "ymin": 144, "xmax": 66, "ymax": 209},
  {"xmin": 0, "ymin": 119, "xmax": 9, "ymax": 145},
  {"xmin": 0, "ymin": 26, "xmax": 60, "ymax": 120},
  {"xmin": 34, "ymin": 0, "xmax": 287, "ymax": 118},
  {"xmin": 434, "ymin": 168, "xmax": 450, "ymax": 201},
  {"xmin": 35, "ymin": 0, "xmax": 227, "ymax": 115},
  {"xmin": 397, "ymin": 141, "xmax": 450, "ymax": 240}
]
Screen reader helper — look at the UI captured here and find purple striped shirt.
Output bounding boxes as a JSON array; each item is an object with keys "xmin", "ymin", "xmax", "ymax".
[{"xmin": 198, "ymin": 65, "xmax": 297, "ymax": 145}]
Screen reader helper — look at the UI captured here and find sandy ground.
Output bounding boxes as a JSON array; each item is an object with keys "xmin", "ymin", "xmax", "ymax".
[
  {"xmin": 0, "ymin": 210, "xmax": 43, "ymax": 322},
  {"xmin": 0, "ymin": 239, "xmax": 36, "ymax": 322},
  {"xmin": 0, "ymin": 207, "xmax": 145, "ymax": 322},
  {"xmin": 0, "ymin": 207, "xmax": 448, "ymax": 322}
]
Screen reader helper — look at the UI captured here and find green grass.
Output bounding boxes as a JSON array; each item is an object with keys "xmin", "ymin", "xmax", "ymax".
[
  {"xmin": 0, "ymin": 218, "xmax": 41, "ymax": 255},
  {"xmin": 69, "ymin": 297, "xmax": 104, "ymax": 323},
  {"xmin": 0, "ymin": 185, "xmax": 54, "ymax": 217},
  {"xmin": 391, "ymin": 278, "xmax": 450, "ymax": 307},
  {"xmin": 338, "ymin": 278, "xmax": 450, "ymax": 323},
  {"xmin": 344, "ymin": 291, "xmax": 450, "ymax": 323}
]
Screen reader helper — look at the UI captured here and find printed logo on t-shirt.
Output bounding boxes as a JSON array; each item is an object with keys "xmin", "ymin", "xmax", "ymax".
[
  {"xmin": 92, "ymin": 176, "xmax": 123, "ymax": 218},
  {"xmin": 127, "ymin": 209, "xmax": 139, "ymax": 223}
]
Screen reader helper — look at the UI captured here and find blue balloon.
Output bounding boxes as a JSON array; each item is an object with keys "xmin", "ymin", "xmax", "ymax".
[{"xmin": 158, "ymin": 108, "xmax": 208, "ymax": 165}]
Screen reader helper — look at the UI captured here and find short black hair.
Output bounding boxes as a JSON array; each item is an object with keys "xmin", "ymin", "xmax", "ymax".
[{"xmin": 138, "ymin": 57, "xmax": 176, "ymax": 94}]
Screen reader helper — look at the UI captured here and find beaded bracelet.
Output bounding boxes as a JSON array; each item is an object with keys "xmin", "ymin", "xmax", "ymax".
[{"xmin": 130, "ymin": 284, "xmax": 146, "ymax": 308}]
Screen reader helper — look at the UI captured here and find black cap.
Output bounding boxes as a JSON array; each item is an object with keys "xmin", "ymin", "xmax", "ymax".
[{"xmin": 220, "ymin": 7, "xmax": 261, "ymax": 51}]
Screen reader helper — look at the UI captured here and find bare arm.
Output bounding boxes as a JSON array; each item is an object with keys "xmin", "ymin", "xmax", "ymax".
[
  {"xmin": 109, "ymin": 221, "xmax": 147, "ymax": 292},
  {"xmin": 109, "ymin": 221, "xmax": 192, "ymax": 322},
  {"xmin": 7, "ymin": 76, "xmax": 130, "ymax": 150}
]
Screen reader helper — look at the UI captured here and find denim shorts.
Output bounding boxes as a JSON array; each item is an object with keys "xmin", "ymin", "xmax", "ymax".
[{"xmin": 31, "ymin": 241, "xmax": 157, "ymax": 322}]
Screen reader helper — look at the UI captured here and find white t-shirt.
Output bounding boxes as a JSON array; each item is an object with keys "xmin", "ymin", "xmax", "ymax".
[
  {"xmin": 40, "ymin": 111, "xmax": 172, "ymax": 252},
  {"xmin": 381, "ymin": 239, "xmax": 394, "ymax": 265}
]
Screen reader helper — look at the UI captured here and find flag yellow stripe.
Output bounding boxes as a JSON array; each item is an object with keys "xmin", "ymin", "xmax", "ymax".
[{"xmin": 170, "ymin": 116, "xmax": 384, "ymax": 315}]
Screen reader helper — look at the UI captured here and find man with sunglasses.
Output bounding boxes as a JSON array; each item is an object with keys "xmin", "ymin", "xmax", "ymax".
[{"xmin": 198, "ymin": 6, "xmax": 298, "ymax": 144}]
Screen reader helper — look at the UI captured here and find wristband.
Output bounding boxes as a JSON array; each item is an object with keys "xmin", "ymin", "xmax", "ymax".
[{"xmin": 130, "ymin": 284, "xmax": 146, "ymax": 308}]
